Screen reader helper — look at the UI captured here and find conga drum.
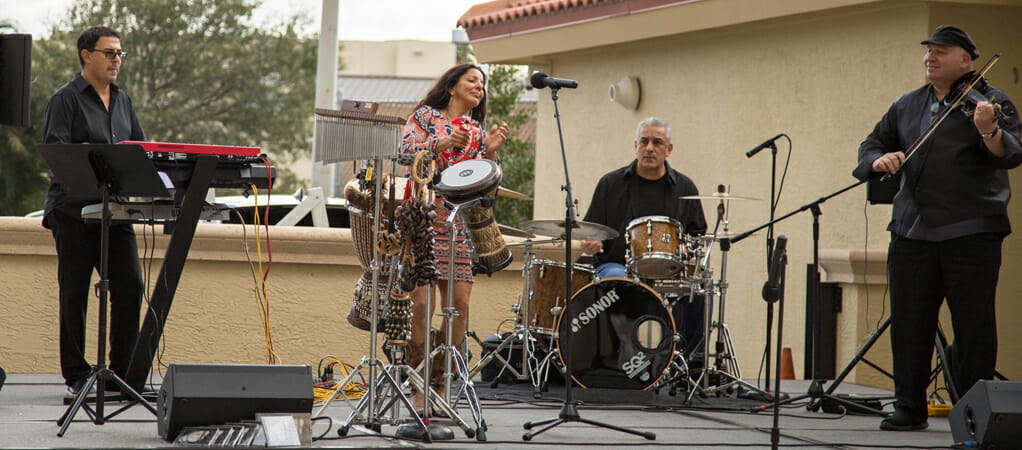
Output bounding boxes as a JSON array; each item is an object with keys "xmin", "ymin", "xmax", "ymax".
[{"xmin": 434, "ymin": 159, "xmax": 512, "ymax": 274}]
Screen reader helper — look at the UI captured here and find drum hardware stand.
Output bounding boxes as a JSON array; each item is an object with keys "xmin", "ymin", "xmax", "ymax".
[
  {"xmin": 311, "ymin": 103, "xmax": 445, "ymax": 438},
  {"xmin": 522, "ymin": 83, "xmax": 654, "ymax": 441},
  {"xmin": 687, "ymin": 196, "xmax": 773, "ymax": 403},
  {"xmin": 410, "ymin": 198, "xmax": 492, "ymax": 441},
  {"xmin": 314, "ymin": 160, "xmax": 435, "ymax": 441},
  {"xmin": 469, "ymin": 238, "xmax": 564, "ymax": 397}
]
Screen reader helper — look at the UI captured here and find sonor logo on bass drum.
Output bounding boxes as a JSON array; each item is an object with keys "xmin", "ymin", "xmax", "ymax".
[
  {"xmin": 623, "ymin": 351, "xmax": 652, "ymax": 381},
  {"xmin": 569, "ymin": 288, "xmax": 621, "ymax": 333},
  {"xmin": 459, "ymin": 169, "xmax": 474, "ymax": 177}
]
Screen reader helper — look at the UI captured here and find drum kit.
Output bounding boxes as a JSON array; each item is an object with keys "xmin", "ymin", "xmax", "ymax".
[
  {"xmin": 468, "ymin": 190, "xmax": 774, "ymax": 402},
  {"xmin": 334, "ymin": 154, "xmax": 770, "ymax": 442}
]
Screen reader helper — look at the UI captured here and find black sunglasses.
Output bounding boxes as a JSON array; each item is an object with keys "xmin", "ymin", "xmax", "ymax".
[{"xmin": 90, "ymin": 48, "xmax": 128, "ymax": 60}]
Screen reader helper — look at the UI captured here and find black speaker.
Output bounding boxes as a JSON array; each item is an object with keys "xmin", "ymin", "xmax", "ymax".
[
  {"xmin": 949, "ymin": 380, "xmax": 1022, "ymax": 448},
  {"xmin": 0, "ymin": 33, "xmax": 32, "ymax": 128},
  {"xmin": 157, "ymin": 363, "xmax": 314, "ymax": 441}
]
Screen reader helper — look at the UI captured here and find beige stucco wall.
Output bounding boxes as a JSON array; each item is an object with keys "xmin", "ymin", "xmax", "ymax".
[
  {"xmin": 0, "ymin": 217, "xmax": 577, "ymax": 375},
  {"xmin": 496, "ymin": 1, "xmax": 1022, "ymax": 384}
]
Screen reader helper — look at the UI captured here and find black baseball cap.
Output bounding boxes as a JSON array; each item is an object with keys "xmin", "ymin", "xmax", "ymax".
[{"xmin": 921, "ymin": 25, "xmax": 979, "ymax": 60}]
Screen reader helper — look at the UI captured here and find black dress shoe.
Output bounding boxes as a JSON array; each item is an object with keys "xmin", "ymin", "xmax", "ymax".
[{"xmin": 880, "ymin": 409, "xmax": 928, "ymax": 431}]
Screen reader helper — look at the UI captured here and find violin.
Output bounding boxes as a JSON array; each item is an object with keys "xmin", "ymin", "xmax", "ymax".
[{"xmin": 953, "ymin": 80, "xmax": 1010, "ymax": 123}]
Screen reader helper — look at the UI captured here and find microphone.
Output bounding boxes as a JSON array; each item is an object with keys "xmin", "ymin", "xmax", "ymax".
[
  {"xmin": 745, "ymin": 133, "xmax": 785, "ymax": 158},
  {"xmin": 761, "ymin": 235, "xmax": 787, "ymax": 303},
  {"xmin": 530, "ymin": 72, "xmax": 579, "ymax": 90}
]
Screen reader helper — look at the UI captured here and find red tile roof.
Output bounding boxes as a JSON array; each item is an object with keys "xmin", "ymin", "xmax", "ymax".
[
  {"xmin": 458, "ymin": 0, "xmax": 610, "ymax": 28},
  {"xmin": 458, "ymin": 0, "xmax": 690, "ymax": 35}
]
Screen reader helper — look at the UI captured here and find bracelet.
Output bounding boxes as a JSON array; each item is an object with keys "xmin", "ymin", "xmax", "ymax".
[{"xmin": 981, "ymin": 128, "xmax": 1000, "ymax": 140}]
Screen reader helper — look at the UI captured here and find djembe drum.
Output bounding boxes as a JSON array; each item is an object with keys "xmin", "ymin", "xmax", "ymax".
[
  {"xmin": 343, "ymin": 177, "xmax": 405, "ymax": 331},
  {"xmin": 434, "ymin": 159, "xmax": 512, "ymax": 274}
]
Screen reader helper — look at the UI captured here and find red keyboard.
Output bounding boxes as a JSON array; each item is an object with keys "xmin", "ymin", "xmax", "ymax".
[{"xmin": 119, "ymin": 141, "xmax": 261, "ymax": 160}]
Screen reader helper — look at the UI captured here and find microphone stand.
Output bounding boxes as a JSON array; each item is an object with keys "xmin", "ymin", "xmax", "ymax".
[
  {"xmin": 522, "ymin": 85, "xmax": 654, "ymax": 441},
  {"xmin": 762, "ymin": 239, "xmax": 787, "ymax": 450},
  {"xmin": 763, "ymin": 141, "xmax": 778, "ymax": 393}
]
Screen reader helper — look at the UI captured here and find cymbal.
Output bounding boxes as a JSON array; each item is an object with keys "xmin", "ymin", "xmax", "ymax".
[
  {"xmin": 519, "ymin": 219, "xmax": 619, "ymax": 241},
  {"xmin": 498, "ymin": 223, "xmax": 535, "ymax": 238},
  {"xmin": 497, "ymin": 186, "xmax": 532, "ymax": 201},
  {"xmin": 680, "ymin": 192, "xmax": 761, "ymax": 201}
]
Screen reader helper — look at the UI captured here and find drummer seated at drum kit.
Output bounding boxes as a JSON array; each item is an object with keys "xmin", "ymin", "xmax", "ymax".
[{"xmin": 580, "ymin": 117, "xmax": 709, "ymax": 370}]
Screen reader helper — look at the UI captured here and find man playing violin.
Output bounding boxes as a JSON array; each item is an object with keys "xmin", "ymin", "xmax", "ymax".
[
  {"xmin": 853, "ymin": 25, "xmax": 1022, "ymax": 431},
  {"xmin": 581, "ymin": 117, "xmax": 707, "ymax": 367}
]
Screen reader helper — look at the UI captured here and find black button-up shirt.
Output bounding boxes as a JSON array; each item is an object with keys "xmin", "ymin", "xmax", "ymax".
[
  {"xmin": 853, "ymin": 79, "xmax": 1022, "ymax": 240},
  {"xmin": 41, "ymin": 72, "xmax": 146, "ymax": 223},
  {"xmin": 583, "ymin": 160, "xmax": 707, "ymax": 267}
]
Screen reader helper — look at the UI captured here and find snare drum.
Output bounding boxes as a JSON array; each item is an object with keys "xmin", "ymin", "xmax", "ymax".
[
  {"xmin": 435, "ymin": 159, "xmax": 512, "ymax": 274},
  {"xmin": 556, "ymin": 278, "xmax": 675, "ymax": 390},
  {"xmin": 519, "ymin": 259, "xmax": 594, "ymax": 335},
  {"xmin": 625, "ymin": 216, "xmax": 686, "ymax": 279}
]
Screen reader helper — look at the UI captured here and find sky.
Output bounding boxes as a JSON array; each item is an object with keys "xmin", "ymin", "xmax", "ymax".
[{"xmin": 1, "ymin": 0, "xmax": 486, "ymax": 42}]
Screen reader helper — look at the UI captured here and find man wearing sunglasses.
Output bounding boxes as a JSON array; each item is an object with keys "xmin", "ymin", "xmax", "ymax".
[{"xmin": 41, "ymin": 26, "xmax": 145, "ymax": 400}]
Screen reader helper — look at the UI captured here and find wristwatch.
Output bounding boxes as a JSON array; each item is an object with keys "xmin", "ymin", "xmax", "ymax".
[{"xmin": 981, "ymin": 128, "xmax": 1000, "ymax": 140}]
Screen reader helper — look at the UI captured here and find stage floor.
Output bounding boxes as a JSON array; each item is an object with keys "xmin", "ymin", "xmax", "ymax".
[{"xmin": 0, "ymin": 373, "xmax": 955, "ymax": 449}]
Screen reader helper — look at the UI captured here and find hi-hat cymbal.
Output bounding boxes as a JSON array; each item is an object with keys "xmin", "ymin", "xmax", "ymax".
[
  {"xmin": 519, "ymin": 219, "xmax": 619, "ymax": 241},
  {"xmin": 498, "ymin": 223, "xmax": 535, "ymax": 238},
  {"xmin": 497, "ymin": 186, "xmax": 532, "ymax": 201},
  {"xmin": 698, "ymin": 231, "xmax": 743, "ymax": 241},
  {"xmin": 681, "ymin": 192, "xmax": 761, "ymax": 201}
]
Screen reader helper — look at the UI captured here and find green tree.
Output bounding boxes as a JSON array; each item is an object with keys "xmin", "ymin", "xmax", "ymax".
[
  {"xmin": 0, "ymin": 0, "xmax": 318, "ymax": 215},
  {"xmin": 486, "ymin": 65, "xmax": 534, "ymax": 228}
]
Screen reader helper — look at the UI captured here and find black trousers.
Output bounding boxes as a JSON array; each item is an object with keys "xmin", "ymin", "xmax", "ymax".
[
  {"xmin": 49, "ymin": 210, "xmax": 143, "ymax": 386},
  {"xmin": 887, "ymin": 232, "xmax": 1001, "ymax": 418}
]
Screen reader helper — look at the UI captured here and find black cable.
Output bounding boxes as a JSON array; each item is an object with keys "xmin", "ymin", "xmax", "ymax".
[{"xmin": 310, "ymin": 415, "xmax": 333, "ymax": 441}]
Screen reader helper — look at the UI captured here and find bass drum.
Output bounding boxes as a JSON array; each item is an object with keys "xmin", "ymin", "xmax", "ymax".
[{"xmin": 555, "ymin": 278, "xmax": 676, "ymax": 390}]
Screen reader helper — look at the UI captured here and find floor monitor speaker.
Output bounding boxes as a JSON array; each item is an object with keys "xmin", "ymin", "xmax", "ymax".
[{"xmin": 157, "ymin": 363, "xmax": 313, "ymax": 441}]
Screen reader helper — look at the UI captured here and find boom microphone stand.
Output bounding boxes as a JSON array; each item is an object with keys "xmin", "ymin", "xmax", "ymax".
[
  {"xmin": 747, "ymin": 134, "xmax": 786, "ymax": 391},
  {"xmin": 521, "ymin": 83, "xmax": 654, "ymax": 441},
  {"xmin": 731, "ymin": 178, "xmax": 866, "ymax": 374},
  {"xmin": 732, "ymin": 179, "xmax": 891, "ymax": 415}
]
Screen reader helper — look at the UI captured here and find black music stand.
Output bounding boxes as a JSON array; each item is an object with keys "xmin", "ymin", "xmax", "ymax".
[{"xmin": 39, "ymin": 144, "xmax": 166, "ymax": 436}]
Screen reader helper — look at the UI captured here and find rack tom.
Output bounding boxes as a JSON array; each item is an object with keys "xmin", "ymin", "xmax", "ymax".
[{"xmin": 625, "ymin": 216, "xmax": 686, "ymax": 279}]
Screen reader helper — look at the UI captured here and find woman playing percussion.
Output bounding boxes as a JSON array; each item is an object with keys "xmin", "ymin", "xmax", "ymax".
[{"xmin": 400, "ymin": 64, "xmax": 508, "ymax": 404}]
